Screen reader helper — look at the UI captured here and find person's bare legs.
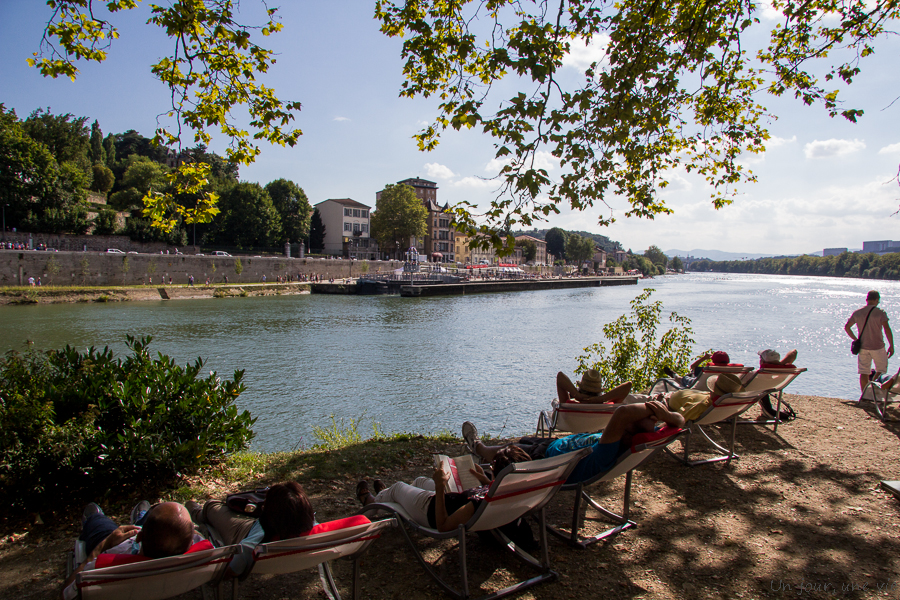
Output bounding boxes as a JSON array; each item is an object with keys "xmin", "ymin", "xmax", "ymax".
[
  {"xmin": 599, "ymin": 401, "xmax": 686, "ymax": 444},
  {"xmin": 861, "ymin": 373, "xmax": 871, "ymax": 393},
  {"xmin": 781, "ymin": 349, "xmax": 798, "ymax": 365}
]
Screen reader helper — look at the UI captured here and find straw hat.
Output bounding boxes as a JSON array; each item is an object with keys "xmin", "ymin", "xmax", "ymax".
[
  {"xmin": 707, "ymin": 373, "xmax": 743, "ymax": 396},
  {"xmin": 578, "ymin": 369, "xmax": 604, "ymax": 394}
]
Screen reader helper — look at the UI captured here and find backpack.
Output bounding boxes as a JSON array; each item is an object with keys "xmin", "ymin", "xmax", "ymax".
[
  {"xmin": 225, "ymin": 487, "xmax": 269, "ymax": 516},
  {"xmin": 759, "ymin": 393, "xmax": 797, "ymax": 422}
]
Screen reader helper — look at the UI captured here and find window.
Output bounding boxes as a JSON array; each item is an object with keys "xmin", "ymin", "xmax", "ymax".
[
  {"xmin": 344, "ymin": 208, "xmax": 351, "ymax": 216},
  {"xmin": 363, "ymin": 224, "xmax": 368, "ymax": 232},
  {"xmin": 344, "ymin": 223, "xmax": 351, "ymax": 231},
  {"xmin": 361, "ymin": 210, "xmax": 368, "ymax": 218},
  {"xmin": 354, "ymin": 223, "xmax": 360, "ymax": 232},
  {"xmin": 353, "ymin": 209, "xmax": 360, "ymax": 217},
  {"xmin": 439, "ymin": 219, "xmax": 449, "ymax": 228},
  {"xmin": 438, "ymin": 231, "xmax": 449, "ymax": 240}
]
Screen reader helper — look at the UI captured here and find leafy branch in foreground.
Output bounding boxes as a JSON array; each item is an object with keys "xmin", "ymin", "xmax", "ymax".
[
  {"xmin": 31, "ymin": 0, "xmax": 302, "ymax": 228},
  {"xmin": 575, "ymin": 288, "xmax": 697, "ymax": 391},
  {"xmin": 376, "ymin": 0, "xmax": 899, "ymax": 240}
]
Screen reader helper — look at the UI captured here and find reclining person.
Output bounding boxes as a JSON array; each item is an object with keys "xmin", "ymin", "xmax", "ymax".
[
  {"xmin": 464, "ymin": 373, "xmax": 743, "ymax": 484},
  {"xmin": 663, "ymin": 350, "xmax": 734, "ymax": 388},
  {"xmin": 757, "ymin": 348, "xmax": 798, "ymax": 367},
  {"xmin": 356, "ymin": 447, "xmax": 530, "ymax": 532},
  {"xmin": 187, "ymin": 481, "xmax": 314, "ymax": 578},
  {"xmin": 63, "ymin": 501, "xmax": 198, "ymax": 599},
  {"xmin": 463, "ymin": 398, "xmax": 685, "ymax": 485},
  {"xmin": 557, "ymin": 369, "xmax": 632, "ymax": 404}
]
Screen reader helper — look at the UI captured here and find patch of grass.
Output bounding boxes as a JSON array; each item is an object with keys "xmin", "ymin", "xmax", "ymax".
[{"xmin": 95, "ymin": 294, "xmax": 109, "ymax": 302}]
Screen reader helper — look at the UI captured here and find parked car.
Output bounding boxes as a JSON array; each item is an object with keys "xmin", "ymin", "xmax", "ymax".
[
  {"xmin": 127, "ymin": 251, "xmax": 138, "ymax": 254},
  {"xmin": 106, "ymin": 248, "xmax": 125, "ymax": 254},
  {"xmin": 213, "ymin": 251, "xmax": 231, "ymax": 256}
]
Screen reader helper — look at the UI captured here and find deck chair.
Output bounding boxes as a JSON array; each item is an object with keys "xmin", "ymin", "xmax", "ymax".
[
  {"xmin": 66, "ymin": 542, "xmax": 238, "ymax": 600},
  {"xmin": 739, "ymin": 366, "xmax": 807, "ymax": 431},
  {"xmin": 546, "ymin": 426, "xmax": 684, "ymax": 548},
  {"xmin": 666, "ymin": 389, "xmax": 775, "ymax": 466},
  {"xmin": 535, "ymin": 398, "xmax": 618, "ymax": 436},
  {"xmin": 222, "ymin": 515, "xmax": 392, "ymax": 600},
  {"xmin": 360, "ymin": 448, "xmax": 591, "ymax": 600},
  {"xmin": 860, "ymin": 375, "xmax": 900, "ymax": 421},
  {"xmin": 648, "ymin": 365, "xmax": 753, "ymax": 395}
]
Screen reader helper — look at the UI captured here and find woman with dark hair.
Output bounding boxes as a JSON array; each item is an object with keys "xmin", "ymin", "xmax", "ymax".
[
  {"xmin": 356, "ymin": 447, "xmax": 531, "ymax": 532},
  {"xmin": 187, "ymin": 481, "xmax": 314, "ymax": 577}
]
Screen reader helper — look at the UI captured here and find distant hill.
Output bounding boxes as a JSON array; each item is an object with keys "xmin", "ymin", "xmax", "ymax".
[
  {"xmin": 665, "ymin": 248, "xmax": 812, "ymax": 261},
  {"xmin": 512, "ymin": 228, "xmax": 623, "ymax": 252}
]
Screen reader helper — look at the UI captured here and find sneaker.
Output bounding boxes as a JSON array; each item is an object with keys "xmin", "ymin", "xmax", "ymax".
[
  {"xmin": 82, "ymin": 503, "xmax": 103, "ymax": 525},
  {"xmin": 130, "ymin": 501, "xmax": 151, "ymax": 525},
  {"xmin": 462, "ymin": 421, "xmax": 479, "ymax": 453}
]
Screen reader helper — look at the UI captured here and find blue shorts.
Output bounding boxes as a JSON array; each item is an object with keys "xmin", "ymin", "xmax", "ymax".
[{"xmin": 545, "ymin": 434, "xmax": 621, "ymax": 484}]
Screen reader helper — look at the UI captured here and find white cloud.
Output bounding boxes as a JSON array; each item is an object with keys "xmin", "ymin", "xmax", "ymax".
[
  {"xmin": 754, "ymin": 1, "xmax": 784, "ymax": 20},
  {"xmin": 562, "ymin": 35, "xmax": 610, "ymax": 71},
  {"xmin": 451, "ymin": 177, "xmax": 495, "ymax": 189},
  {"xmin": 333, "ymin": 116, "xmax": 350, "ymax": 122},
  {"xmin": 423, "ymin": 163, "xmax": 455, "ymax": 180},
  {"xmin": 804, "ymin": 138, "xmax": 866, "ymax": 159},
  {"xmin": 878, "ymin": 142, "xmax": 900, "ymax": 155},
  {"xmin": 661, "ymin": 172, "xmax": 693, "ymax": 193},
  {"xmin": 767, "ymin": 135, "xmax": 797, "ymax": 148}
]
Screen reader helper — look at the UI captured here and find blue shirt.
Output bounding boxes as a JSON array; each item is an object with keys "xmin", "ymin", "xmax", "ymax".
[{"xmin": 545, "ymin": 433, "xmax": 621, "ymax": 484}]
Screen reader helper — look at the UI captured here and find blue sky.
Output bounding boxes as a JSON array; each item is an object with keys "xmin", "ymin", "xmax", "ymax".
[{"xmin": 1, "ymin": 1, "xmax": 898, "ymax": 256}]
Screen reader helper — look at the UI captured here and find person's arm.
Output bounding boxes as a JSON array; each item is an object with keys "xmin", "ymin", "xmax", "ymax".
[
  {"xmin": 884, "ymin": 321, "xmax": 894, "ymax": 357},
  {"xmin": 780, "ymin": 349, "xmax": 798, "ymax": 365},
  {"xmin": 845, "ymin": 318, "xmax": 857, "ymax": 340},
  {"xmin": 689, "ymin": 353, "xmax": 712, "ymax": 372},
  {"xmin": 646, "ymin": 400, "xmax": 686, "ymax": 429},
  {"xmin": 61, "ymin": 525, "xmax": 140, "ymax": 596},
  {"xmin": 431, "ymin": 468, "xmax": 477, "ymax": 532},
  {"xmin": 577, "ymin": 381, "xmax": 633, "ymax": 404},
  {"xmin": 469, "ymin": 465, "xmax": 492, "ymax": 486},
  {"xmin": 556, "ymin": 371, "xmax": 579, "ymax": 403}
]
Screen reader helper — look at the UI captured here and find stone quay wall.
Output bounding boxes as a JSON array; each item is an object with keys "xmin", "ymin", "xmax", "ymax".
[{"xmin": 0, "ymin": 250, "xmax": 404, "ymax": 287}]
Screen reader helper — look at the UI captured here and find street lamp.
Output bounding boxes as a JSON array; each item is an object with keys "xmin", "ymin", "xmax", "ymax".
[{"xmin": 2, "ymin": 203, "xmax": 6, "ymax": 243}]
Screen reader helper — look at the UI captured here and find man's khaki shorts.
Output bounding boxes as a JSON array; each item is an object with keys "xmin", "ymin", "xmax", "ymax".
[{"xmin": 858, "ymin": 347, "xmax": 888, "ymax": 374}]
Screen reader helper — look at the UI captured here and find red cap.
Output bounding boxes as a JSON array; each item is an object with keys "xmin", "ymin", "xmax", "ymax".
[{"xmin": 711, "ymin": 351, "xmax": 730, "ymax": 365}]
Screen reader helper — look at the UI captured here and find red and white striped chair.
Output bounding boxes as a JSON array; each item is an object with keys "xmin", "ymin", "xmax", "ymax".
[
  {"xmin": 547, "ymin": 426, "xmax": 685, "ymax": 548},
  {"xmin": 361, "ymin": 449, "xmax": 591, "ymax": 600}
]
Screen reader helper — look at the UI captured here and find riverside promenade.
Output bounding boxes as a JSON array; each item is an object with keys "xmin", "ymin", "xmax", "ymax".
[{"xmin": 398, "ymin": 275, "xmax": 638, "ymax": 296}]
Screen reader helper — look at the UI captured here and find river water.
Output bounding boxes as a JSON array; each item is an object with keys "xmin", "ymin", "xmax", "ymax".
[{"xmin": 2, "ymin": 273, "xmax": 897, "ymax": 451}]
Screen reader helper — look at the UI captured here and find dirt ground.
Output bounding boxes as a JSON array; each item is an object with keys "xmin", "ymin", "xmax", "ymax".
[{"xmin": 3, "ymin": 393, "xmax": 900, "ymax": 600}]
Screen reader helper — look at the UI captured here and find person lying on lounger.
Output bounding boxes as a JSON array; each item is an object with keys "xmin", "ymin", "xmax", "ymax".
[
  {"xmin": 758, "ymin": 348, "xmax": 799, "ymax": 367},
  {"xmin": 356, "ymin": 446, "xmax": 530, "ymax": 532},
  {"xmin": 557, "ymin": 369, "xmax": 632, "ymax": 404},
  {"xmin": 187, "ymin": 482, "xmax": 314, "ymax": 577},
  {"xmin": 462, "ymin": 398, "xmax": 686, "ymax": 485},
  {"xmin": 662, "ymin": 350, "xmax": 735, "ymax": 387}
]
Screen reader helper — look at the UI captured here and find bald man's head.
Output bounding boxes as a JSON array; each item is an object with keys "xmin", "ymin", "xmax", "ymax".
[{"xmin": 138, "ymin": 502, "xmax": 194, "ymax": 559}]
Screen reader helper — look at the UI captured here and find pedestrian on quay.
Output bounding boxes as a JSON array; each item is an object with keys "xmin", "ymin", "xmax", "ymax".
[{"xmin": 845, "ymin": 290, "xmax": 894, "ymax": 392}]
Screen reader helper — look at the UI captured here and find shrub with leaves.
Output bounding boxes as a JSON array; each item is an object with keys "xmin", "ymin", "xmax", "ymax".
[
  {"xmin": 0, "ymin": 336, "xmax": 254, "ymax": 511},
  {"xmin": 575, "ymin": 289, "xmax": 697, "ymax": 392}
]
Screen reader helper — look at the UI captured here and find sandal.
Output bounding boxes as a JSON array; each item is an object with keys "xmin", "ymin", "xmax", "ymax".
[
  {"xmin": 373, "ymin": 479, "xmax": 386, "ymax": 494},
  {"xmin": 356, "ymin": 480, "xmax": 371, "ymax": 505}
]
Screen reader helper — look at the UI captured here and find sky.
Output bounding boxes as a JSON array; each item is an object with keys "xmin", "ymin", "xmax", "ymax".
[{"xmin": 1, "ymin": 1, "xmax": 898, "ymax": 256}]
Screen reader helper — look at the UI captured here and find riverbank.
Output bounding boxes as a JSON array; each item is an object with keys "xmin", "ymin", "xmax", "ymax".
[
  {"xmin": 2, "ymin": 393, "xmax": 899, "ymax": 600},
  {"xmin": 0, "ymin": 282, "xmax": 313, "ymax": 305}
]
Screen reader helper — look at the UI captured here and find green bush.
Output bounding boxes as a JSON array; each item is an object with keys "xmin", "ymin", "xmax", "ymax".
[
  {"xmin": 0, "ymin": 336, "xmax": 254, "ymax": 510},
  {"xmin": 575, "ymin": 288, "xmax": 697, "ymax": 392}
]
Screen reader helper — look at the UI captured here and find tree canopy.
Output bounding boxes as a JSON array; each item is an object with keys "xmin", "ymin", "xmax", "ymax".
[
  {"xmin": 644, "ymin": 245, "xmax": 669, "ymax": 270},
  {"xmin": 544, "ymin": 227, "xmax": 568, "ymax": 262},
  {"xmin": 376, "ymin": 0, "xmax": 900, "ymax": 239},
  {"xmin": 370, "ymin": 184, "xmax": 429, "ymax": 256},
  {"xmin": 265, "ymin": 178, "xmax": 311, "ymax": 245},
  {"xmin": 32, "ymin": 0, "xmax": 302, "ymax": 230},
  {"xmin": 566, "ymin": 234, "xmax": 595, "ymax": 266}
]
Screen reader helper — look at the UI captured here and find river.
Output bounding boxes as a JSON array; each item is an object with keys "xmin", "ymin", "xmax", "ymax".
[{"xmin": 2, "ymin": 273, "xmax": 897, "ymax": 451}]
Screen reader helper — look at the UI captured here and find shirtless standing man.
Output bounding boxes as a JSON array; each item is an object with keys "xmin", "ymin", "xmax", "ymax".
[{"xmin": 845, "ymin": 290, "xmax": 894, "ymax": 392}]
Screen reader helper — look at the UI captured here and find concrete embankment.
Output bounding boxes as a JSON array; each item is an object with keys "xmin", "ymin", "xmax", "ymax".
[
  {"xmin": 0, "ymin": 249, "xmax": 403, "ymax": 287},
  {"xmin": 400, "ymin": 276, "xmax": 637, "ymax": 296},
  {"xmin": 0, "ymin": 283, "xmax": 311, "ymax": 305}
]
